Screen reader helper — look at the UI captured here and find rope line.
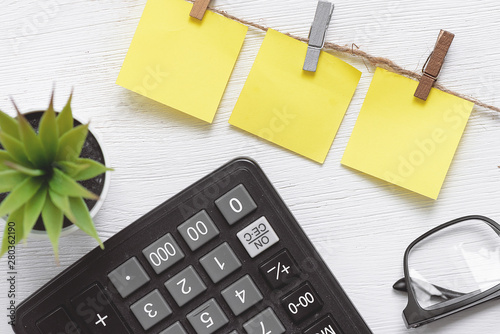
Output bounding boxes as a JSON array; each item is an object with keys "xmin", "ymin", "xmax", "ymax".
[{"xmin": 188, "ymin": 1, "xmax": 500, "ymax": 113}]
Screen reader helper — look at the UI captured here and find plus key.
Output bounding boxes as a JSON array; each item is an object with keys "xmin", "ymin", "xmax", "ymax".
[
  {"xmin": 95, "ymin": 314, "xmax": 108, "ymax": 327},
  {"xmin": 71, "ymin": 284, "xmax": 131, "ymax": 333}
]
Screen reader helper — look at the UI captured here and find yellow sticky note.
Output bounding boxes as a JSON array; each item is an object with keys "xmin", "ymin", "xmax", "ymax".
[
  {"xmin": 342, "ymin": 68, "xmax": 474, "ymax": 199},
  {"xmin": 229, "ymin": 29, "xmax": 361, "ymax": 163},
  {"xmin": 116, "ymin": 0, "xmax": 247, "ymax": 123}
]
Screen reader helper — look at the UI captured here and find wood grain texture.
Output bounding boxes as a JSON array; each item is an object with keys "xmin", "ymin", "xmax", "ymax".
[
  {"xmin": 414, "ymin": 30, "xmax": 454, "ymax": 100},
  {"xmin": 190, "ymin": 0, "xmax": 211, "ymax": 20},
  {"xmin": 0, "ymin": 0, "xmax": 499, "ymax": 333}
]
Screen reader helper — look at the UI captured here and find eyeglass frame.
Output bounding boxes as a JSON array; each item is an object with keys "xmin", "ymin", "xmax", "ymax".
[{"xmin": 401, "ymin": 215, "xmax": 500, "ymax": 328}]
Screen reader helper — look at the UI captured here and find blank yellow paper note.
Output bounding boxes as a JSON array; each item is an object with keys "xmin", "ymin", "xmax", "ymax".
[
  {"xmin": 116, "ymin": 0, "xmax": 247, "ymax": 123},
  {"xmin": 229, "ymin": 29, "xmax": 361, "ymax": 163},
  {"xmin": 342, "ymin": 68, "xmax": 474, "ymax": 199}
]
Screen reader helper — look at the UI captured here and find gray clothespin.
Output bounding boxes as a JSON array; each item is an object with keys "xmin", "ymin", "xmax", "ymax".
[{"xmin": 303, "ymin": 1, "xmax": 334, "ymax": 72}]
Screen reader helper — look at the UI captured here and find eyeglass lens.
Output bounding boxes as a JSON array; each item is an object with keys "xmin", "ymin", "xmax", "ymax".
[{"xmin": 408, "ymin": 218, "xmax": 500, "ymax": 310}]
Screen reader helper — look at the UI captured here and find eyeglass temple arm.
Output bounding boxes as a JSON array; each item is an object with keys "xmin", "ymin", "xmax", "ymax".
[{"xmin": 393, "ymin": 277, "xmax": 465, "ymax": 299}]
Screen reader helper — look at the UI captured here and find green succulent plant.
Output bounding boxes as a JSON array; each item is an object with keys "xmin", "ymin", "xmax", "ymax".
[{"xmin": 0, "ymin": 93, "xmax": 111, "ymax": 259}]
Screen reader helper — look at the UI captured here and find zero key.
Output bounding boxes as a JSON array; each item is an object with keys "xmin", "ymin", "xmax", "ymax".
[
  {"xmin": 215, "ymin": 184, "xmax": 257, "ymax": 225},
  {"xmin": 71, "ymin": 284, "xmax": 131, "ymax": 333}
]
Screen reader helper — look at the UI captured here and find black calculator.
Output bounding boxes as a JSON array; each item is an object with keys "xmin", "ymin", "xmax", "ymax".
[{"xmin": 13, "ymin": 158, "xmax": 372, "ymax": 334}]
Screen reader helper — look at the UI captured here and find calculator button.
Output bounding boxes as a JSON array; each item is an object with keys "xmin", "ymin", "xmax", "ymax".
[
  {"xmin": 36, "ymin": 307, "xmax": 80, "ymax": 334},
  {"xmin": 186, "ymin": 298, "xmax": 229, "ymax": 334},
  {"xmin": 160, "ymin": 321, "xmax": 188, "ymax": 334},
  {"xmin": 242, "ymin": 308, "xmax": 285, "ymax": 334},
  {"xmin": 228, "ymin": 331, "xmax": 239, "ymax": 334},
  {"xmin": 259, "ymin": 249, "xmax": 300, "ymax": 288},
  {"xmin": 237, "ymin": 216, "xmax": 280, "ymax": 258},
  {"xmin": 142, "ymin": 233, "xmax": 185, "ymax": 274},
  {"xmin": 303, "ymin": 314, "xmax": 339, "ymax": 334},
  {"xmin": 177, "ymin": 210, "xmax": 220, "ymax": 251},
  {"xmin": 130, "ymin": 289, "xmax": 172, "ymax": 330},
  {"xmin": 215, "ymin": 184, "xmax": 257, "ymax": 225},
  {"xmin": 200, "ymin": 242, "xmax": 242, "ymax": 283},
  {"xmin": 281, "ymin": 282, "xmax": 323, "ymax": 323},
  {"xmin": 108, "ymin": 257, "xmax": 150, "ymax": 298},
  {"xmin": 221, "ymin": 275, "xmax": 263, "ymax": 316},
  {"xmin": 165, "ymin": 265, "xmax": 207, "ymax": 307},
  {"xmin": 71, "ymin": 284, "xmax": 130, "ymax": 333}
]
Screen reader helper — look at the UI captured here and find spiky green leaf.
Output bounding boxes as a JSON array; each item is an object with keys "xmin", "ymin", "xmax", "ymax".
[
  {"xmin": 0, "ymin": 132, "xmax": 33, "ymax": 167},
  {"xmin": 68, "ymin": 196, "xmax": 103, "ymax": 249},
  {"xmin": 56, "ymin": 161, "xmax": 89, "ymax": 177},
  {"xmin": 0, "ymin": 109, "xmax": 20, "ymax": 139},
  {"xmin": 55, "ymin": 124, "xmax": 88, "ymax": 162},
  {"xmin": 17, "ymin": 113, "xmax": 47, "ymax": 166},
  {"xmin": 0, "ymin": 151, "xmax": 14, "ymax": 171},
  {"xmin": 23, "ymin": 186, "xmax": 47, "ymax": 239},
  {"xmin": 0, "ymin": 177, "xmax": 43, "ymax": 218},
  {"xmin": 39, "ymin": 102, "xmax": 59, "ymax": 162},
  {"xmin": 0, "ymin": 170, "xmax": 28, "ymax": 193},
  {"xmin": 0, "ymin": 207, "xmax": 25, "ymax": 257},
  {"xmin": 49, "ymin": 189, "xmax": 76, "ymax": 223},
  {"xmin": 71, "ymin": 158, "xmax": 111, "ymax": 181},
  {"xmin": 57, "ymin": 92, "xmax": 73, "ymax": 137},
  {"xmin": 49, "ymin": 168, "xmax": 98, "ymax": 200},
  {"xmin": 3, "ymin": 161, "xmax": 44, "ymax": 177},
  {"xmin": 41, "ymin": 196, "xmax": 63, "ymax": 260}
]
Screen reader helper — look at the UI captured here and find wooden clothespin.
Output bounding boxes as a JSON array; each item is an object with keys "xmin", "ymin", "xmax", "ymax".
[
  {"xmin": 303, "ymin": 1, "xmax": 334, "ymax": 72},
  {"xmin": 190, "ymin": 0, "xmax": 211, "ymax": 20},
  {"xmin": 414, "ymin": 30, "xmax": 455, "ymax": 100}
]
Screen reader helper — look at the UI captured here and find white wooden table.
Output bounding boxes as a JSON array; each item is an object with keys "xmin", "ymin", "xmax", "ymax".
[{"xmin": 1, "ymin": 0, "xmax": 500, "ymax": 333}]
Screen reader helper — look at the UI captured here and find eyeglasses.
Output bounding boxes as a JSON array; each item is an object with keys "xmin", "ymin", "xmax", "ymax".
[{"xmin": 393, "ymin": 215, "xmax": 500, "ymax": 328}]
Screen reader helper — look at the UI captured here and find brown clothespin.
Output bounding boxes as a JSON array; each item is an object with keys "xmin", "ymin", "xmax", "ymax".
[
  {"xmin": 414, "ymin": 30, "xmax": 455, "ymax": 100},
  {"xmin": 190, "ymin": 0, "xmax": 211, "ymax": 20}
]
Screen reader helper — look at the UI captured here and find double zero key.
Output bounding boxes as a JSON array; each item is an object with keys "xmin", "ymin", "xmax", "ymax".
[{"xmin": 281, "ymin": 282, "xmax": 323, "ymax": 323}]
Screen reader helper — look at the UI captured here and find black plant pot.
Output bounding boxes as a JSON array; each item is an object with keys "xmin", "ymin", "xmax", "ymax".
[{"xmin": 0, "ymin": 111, "xmax": 110, "ymax": 233}]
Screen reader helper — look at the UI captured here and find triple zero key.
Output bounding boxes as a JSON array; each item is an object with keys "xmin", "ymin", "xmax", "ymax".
[{"xmin": 142, "ymin": 233, "xmax": 185, "ymax": 274}]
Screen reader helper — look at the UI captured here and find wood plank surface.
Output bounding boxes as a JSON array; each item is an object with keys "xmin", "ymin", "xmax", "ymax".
[{"xmin": 0, "ymin": 0, "xmax": 499, "ymax": 333}]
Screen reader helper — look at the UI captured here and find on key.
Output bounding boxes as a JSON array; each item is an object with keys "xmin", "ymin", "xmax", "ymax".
[
  {"xmin": 71, "ymin": 284, "xmax": 131, "ymax": 333},
  {"xmin": 281, "ymin": 281, "xmax": 323, "ymax": 323}
]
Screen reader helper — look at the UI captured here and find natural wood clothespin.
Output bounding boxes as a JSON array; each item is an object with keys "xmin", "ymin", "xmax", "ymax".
[
  {"xmin": 190, "ymin": 0, "xmax": 211, "ymax": 20},
  {"xmin": 414, "ymin": 30, "xmax": 455, "ymax": 100}
]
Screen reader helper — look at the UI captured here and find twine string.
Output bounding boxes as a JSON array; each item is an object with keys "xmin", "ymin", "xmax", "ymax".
[{"xmin": 189, "ymin": 1, "xmax": 500, "ymax": 113}]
